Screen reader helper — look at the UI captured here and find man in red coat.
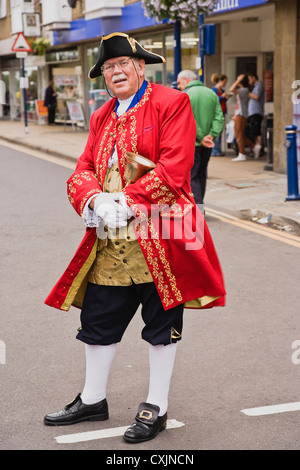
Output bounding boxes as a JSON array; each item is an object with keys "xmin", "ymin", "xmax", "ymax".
[{"xmin": 44, "ymin": 32, "xmax": 226, "ymax": 443}]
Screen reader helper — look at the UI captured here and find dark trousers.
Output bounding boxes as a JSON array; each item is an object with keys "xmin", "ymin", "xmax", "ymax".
[
  {"xmin": 47, "ymin": 104, "xmax": 56, "ymax": 125},
  {"xmin": 76, "ymin": 282, "xmax": 184, "ymax": 346},
  {"xmin": 247, "ymin": 113, "xmax": 263, "ymax": 143},
  {"xmin": 190, "ymin": 146, "xmax": 212, "ymax": 205}
]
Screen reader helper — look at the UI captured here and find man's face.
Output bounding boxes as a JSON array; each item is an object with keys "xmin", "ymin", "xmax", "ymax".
[
  {"xmin": 102, "ymin": 56, "xmax": 145, "ymax": 100},
  {"xmin": 248, "ymin": 75, "xmax": 256, "ymax": 86},
  {"xmin": 177, "ymin": 76, "xmax": 188, "ymax": 91}
]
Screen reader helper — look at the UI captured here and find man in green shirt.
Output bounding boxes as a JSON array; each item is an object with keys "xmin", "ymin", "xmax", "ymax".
[{"xmin": 177, "ymin": 70, "xmax": 224, "ymax": 208}]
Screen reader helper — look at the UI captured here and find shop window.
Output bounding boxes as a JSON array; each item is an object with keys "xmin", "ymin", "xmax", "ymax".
[
  {"xmin": 52, "ymin": 68, "xmax": 83, "ymax": 122},
  {"xmin": 14, "ymin": 71, "xmax": 21, "ymax": 119},
  {"xmin": 1, "ymin": 71, "xmax": 10, "ymax": 118},
  {"xmin": 165, "ymin": 30, "xmax": 199, "ymax": 87},
  {"xmin": 137, "ymin": 35, "xmax": 164, "ymax": 85},
  {"xmin": 86, "ymin": 46, "xmax": 108, "ymax": 119},
  {"xmin": 263, "ymin": 52, "xmax": 273, "ymax": 102},
  {"xmin": 25, "ymin": 66, "xmax": 38, "ymax": 121},
  {"xmin": 0, "ymin": 0, "xmax": 7, "ymax": 18}
]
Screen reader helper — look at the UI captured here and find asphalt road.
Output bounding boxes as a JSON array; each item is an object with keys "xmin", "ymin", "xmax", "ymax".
[{"xmin": 1, "ymin": 142, "xmax": 300, "ymax": 453}]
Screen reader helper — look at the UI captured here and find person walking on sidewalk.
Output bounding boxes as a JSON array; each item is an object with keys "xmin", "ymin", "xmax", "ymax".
[
  {"xmin": 177, "ymin": 70, "xmax": 224, "ymax": 207},
  {"xmin": 43, "ymin": 33, "xmax": 226, "ymax": 444},
  {"xmin": 211, "ymin": 73, "xmax": 229, "ymax": 156},
  {"xmin": 247, "ymin": 73, "xmax": 265, "ymax": 158},
  {"xmin": 43, "ymin": 80, "xmax": 57, "ymax": 125},
  {"xmin": 229, "ymin": 74, "xmax": 256, "ymax": 162}
]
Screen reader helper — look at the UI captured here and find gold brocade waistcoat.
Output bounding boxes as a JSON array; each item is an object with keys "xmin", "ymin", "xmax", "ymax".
[{"xmin": 87, "ymin": 161, "xmax": 153, "ymax": 286}]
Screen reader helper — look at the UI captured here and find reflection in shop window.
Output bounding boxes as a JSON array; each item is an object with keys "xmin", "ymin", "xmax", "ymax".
[
  {"xmin": 53, "ymin": 72, "xmax": 82, "ymax": 122},
  {"xmin": 263, "ymin": 52, "xmax": 273, "ymax": 103},
  {"xmin": 0, "ymin": 0, "xmax": 7, "ymax": 18},
  {"xmin": 138, "ymin": 36, "xmax": 164, "ymax": 85},
  {"xmin": 25, "ymin": 66, "xmax": 38, "ymax": 121},
  {"xmin": 86, "ymin": 46, "xmax": 109, "ymax": 119},
  {"xmin": 165, "ymin": 30, "xmax": 199, "ymax": 86},
  {"xmin": 14, "ymin": 71, "xmax": 21, "ymax": 119}
]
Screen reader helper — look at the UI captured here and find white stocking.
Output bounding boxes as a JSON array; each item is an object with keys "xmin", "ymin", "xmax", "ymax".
[
  {"xmin": 146, "ymin": 343, "xmax": 178, "ymax": 416},
  {"xmin": 81, "ymin": 343, "xmax": 117, "ymax": 405}
]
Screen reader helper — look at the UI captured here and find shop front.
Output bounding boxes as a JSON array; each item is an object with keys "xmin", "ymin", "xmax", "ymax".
[
  {"xmin": 45, "ymin": 48, "xmax": 85, "ymax": 125},
  {"xmin": 1, "ymin": 58, "xmax": 21, "ymax": 120},
  {"xmin": 82, "ymin": 28, "xmax": 200, "ymax": 121},
  {"xmin": 207, "ymin": 0, "xmax": 274, "ymax": 117},
  {"xmin": 0, "ymin": 53, "xmax": 46, "ymax": 123},
  {"xmin": 47, "ymin": 0, "xmax": 274, "ymax": 127}
]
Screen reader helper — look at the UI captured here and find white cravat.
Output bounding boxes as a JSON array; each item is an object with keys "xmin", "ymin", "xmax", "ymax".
[{"xmin": 108, "ymin": 94, "xmax": 135, "ymax": 168}]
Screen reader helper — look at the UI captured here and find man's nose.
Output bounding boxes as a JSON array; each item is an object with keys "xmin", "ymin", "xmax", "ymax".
[{"xmin": 113, "ymin": 63, "xmax": 123, "ymax": 72}]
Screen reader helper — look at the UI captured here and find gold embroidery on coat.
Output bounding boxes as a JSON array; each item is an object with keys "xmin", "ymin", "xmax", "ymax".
[
  {"xmin": 96, "ymin": 120, "xmax": 115, "ymax": 181},
  {"xmin": 68, "ymin": 172, "xmax": 99, "ymax": 207},
  {"xmin": 130, "ymin": 115, "xmax": 137, "ymax": 153},
  {"xmin": 117, "ymin": 117, "xmax": 128, "ymax": 172},
  {"xmin": 79, "ymin": 189, "xmax": 101, "ymax": 216}
]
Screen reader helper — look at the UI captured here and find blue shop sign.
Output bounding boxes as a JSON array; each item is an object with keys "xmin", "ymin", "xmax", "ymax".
[
  {"xmin": 53, "ymin": 0, "xmax": 268, "ymax": 46},
  {"xmin": 213, "ymin": 0, "xmax": 268, "ymax": 14},
  {"xmin": 53, "ymin": 3, "xmax": 155, "ymax": 46}
]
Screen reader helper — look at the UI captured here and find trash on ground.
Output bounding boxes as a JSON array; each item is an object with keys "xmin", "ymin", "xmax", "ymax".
[{"xmin": 241, "ymin": 209, "xmax": 296, "ymax": 232}]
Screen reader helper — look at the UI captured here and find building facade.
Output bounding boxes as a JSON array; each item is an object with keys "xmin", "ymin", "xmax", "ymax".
[{"xmin": 0, "ymin": 0, "xmax": 299, "ymax": 173}]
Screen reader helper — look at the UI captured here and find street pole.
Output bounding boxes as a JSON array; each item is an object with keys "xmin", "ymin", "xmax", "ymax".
[
  {"xmin": 285, "ymin": 125, "xmax": 300, "ymax": 201},
  {"xmin": 174, "ymin": 19, "xmax": 181, "ymax": 87},
  {"xmin": 198, "ymin": 13, "xmax": 204, "ymax": 83},
  {"xmin": 21, "ymin": 57, "xmax": 29, "ymax": 134}
]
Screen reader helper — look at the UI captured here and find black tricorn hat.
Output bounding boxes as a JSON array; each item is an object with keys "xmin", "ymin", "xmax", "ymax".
[{"xmin": 89, "ymin": 32, "xmax": 166, "ymax": 79}]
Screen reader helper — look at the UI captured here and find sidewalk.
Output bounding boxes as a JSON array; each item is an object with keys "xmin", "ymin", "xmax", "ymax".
[{"xmin": 1, "ymin": 119, "xmax": 300, "ymax": 234}]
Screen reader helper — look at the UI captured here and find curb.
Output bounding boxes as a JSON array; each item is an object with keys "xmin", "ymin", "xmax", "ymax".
[{"xmin": 0, "ymin": 135, "xmax": 78, "ymax": 164}]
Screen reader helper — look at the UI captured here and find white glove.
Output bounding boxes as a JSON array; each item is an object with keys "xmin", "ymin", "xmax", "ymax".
[
  {"xmin": 93, "ymin": 192, "xmax": 128, "ymax": 229},
  {"xmin": 101, "ymin": 204, "xmax": 129, "ymax": 229},
  {"xmin": 93, "ymin": 192, "xmax": 121, "ymax": 213}
]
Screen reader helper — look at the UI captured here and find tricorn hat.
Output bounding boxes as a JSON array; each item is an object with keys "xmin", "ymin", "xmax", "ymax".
[{"xmin": 89, "ymin": 32, "xmax": 166, "ymax": 79}]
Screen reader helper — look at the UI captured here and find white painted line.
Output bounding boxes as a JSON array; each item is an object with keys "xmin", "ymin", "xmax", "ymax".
[
  {"xmin": 55, "ymin": 419, "xmax": 185, "ymax": 444},
  {"xmin": 241, "ymin": 401, "xmax": 300, "ymax": 416}
]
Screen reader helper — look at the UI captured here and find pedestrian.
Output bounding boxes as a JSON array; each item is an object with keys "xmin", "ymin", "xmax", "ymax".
[
  {"xmin": 43, "ymin": 80, "xmax": 57, "ymax": 125},
  {"xmin": 247, "ymin": 73, "xmax": 265, "ymax": 158},
  {"xmin": 177, "ymin": 70, "xmax": 224, "ymax": 207},
  {"xmin": 211, "ymin": 73, "xmax": 229, "ymax": 156},
  {"xmin": 43, "ymin": 32, "xmax": 226, "ymax": 444},
  {"xmin": 229, "ymin": 74, "xmax": 256, "ymax": 162}
]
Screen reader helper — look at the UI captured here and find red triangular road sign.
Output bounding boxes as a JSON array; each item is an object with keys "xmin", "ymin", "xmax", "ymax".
[{"xmin": 11, "ymin": 32, "xmax": 32, "ymax": 52}]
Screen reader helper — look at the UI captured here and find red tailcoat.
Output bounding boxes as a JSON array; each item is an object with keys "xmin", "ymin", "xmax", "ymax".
[{"xmin": 45, "ymin": 83, "xmax": 226, "ymax": 311}]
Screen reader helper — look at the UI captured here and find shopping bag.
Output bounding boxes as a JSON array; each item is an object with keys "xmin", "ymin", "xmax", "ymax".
[{"xmin": 226, "ymin": 119, "xmax": 235, "ymax": 143}]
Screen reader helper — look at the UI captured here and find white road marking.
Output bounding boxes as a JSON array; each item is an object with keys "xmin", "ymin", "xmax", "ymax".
[
  {"xmin": 241, "ymin": 401, "xmax": 300, "ymax": 416},
  {"xmin": 55, "ymin": 419, "xmax": 184, "ymax": 444}
]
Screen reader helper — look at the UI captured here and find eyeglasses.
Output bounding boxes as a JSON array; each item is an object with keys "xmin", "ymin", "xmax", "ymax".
[{"xmin": 101, "ymin": 58, "xmax": 133, "ymax": 74}]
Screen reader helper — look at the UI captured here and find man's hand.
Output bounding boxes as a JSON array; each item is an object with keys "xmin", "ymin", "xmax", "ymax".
[
  {"xmin": 99, "ymin": 203, "xmax": 129, "ymax": 229},
  {"xmin": 201, "ymin": 135, "xmax": 215, "ymax": 148},
  {"xmin": 92, "ymin": 192, "xmax": 128, "ymax": 229},
  {"xmin": 89, "ymin": 192, "xmax": 121, "ymax": 211}
]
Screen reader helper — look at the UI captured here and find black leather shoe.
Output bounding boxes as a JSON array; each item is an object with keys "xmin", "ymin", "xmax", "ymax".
[
  {"xmin": 123, "ymin": 402, "xmax": 167, "ymax": 443},
  {"xmin": 44, "ymin": 393, "xmax": 109, "ymax": 426}
]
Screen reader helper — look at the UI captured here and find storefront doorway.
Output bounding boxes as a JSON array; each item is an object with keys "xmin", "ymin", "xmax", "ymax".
[{"xmin": 1, "ymin": 69, "xmax": 21, "ymax": 120}]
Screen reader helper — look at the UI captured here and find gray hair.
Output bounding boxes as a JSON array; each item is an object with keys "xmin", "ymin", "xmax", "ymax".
[{"xmin": 177, "ymin": 70, "xmax": 197, "ymax": 81}]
